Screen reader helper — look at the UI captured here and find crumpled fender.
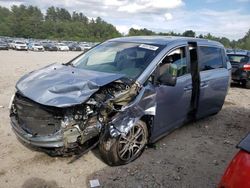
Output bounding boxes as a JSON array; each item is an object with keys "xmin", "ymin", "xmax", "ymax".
[{"xmin": 109, "ymin": 84, "xmax": 156, "ymax": 137}]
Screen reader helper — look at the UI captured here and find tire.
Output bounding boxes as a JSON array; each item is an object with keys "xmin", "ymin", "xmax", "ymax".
[
  {"xmin": 99, "ymin": 120, "xmax": 148, "ymax": 166},
  {"xmin": 245, "ymin": 80, "xmax": 250, "ymax": 89}
]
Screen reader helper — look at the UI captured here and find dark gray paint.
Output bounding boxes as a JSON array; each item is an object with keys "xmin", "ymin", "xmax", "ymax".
[
  {"xmin": 197, "ymin": 68, "xmax": 229, "ymax": 118},
  {"xmin": 152, "ymin": 74, "xmax": 192, "ymax": 140}
]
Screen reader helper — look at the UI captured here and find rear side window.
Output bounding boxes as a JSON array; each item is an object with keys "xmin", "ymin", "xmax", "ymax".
[{"xmin": 199, "ymin": 47, "xmax": 223, "ymax": 71}]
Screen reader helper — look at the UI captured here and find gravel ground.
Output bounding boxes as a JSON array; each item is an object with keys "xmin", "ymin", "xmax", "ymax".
[{"xmin": 0, "ymin": 50, "xmax": 249, "ymax": 188}]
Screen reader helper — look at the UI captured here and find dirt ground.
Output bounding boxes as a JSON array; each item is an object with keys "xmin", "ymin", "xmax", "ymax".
[{"xmin": 0, "ymin": 50, "xmax": 249, "ymax": 188}]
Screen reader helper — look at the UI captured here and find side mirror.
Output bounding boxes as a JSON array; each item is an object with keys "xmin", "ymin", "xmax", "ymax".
[{"xmin": 158, "ymin": 64, "xmax": 177, "ymax": 86}]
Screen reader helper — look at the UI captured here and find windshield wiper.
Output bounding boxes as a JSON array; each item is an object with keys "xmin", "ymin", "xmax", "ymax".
[{"xmin": 62, "ymin": 62, "xmax": 75, "ymax": 67}]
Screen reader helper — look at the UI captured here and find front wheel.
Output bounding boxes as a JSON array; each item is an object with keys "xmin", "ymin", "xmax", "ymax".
[{"xmin": 99, "ymin": 120, "xmax": 148, "ymax": 166}]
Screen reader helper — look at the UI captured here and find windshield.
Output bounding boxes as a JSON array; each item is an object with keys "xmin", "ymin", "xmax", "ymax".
[
  {"xmin": 228, "ymin": 55, "xmax": 249, "ymax": 63},
  {"xmin": 71, "ymin": 41, "xmax": 163, "ymax": 79}
]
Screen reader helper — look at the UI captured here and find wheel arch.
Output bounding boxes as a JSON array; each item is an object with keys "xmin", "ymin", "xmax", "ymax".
[{"xmin": 140, "ymin": 115, "xmax": 154, "ymax": 140}]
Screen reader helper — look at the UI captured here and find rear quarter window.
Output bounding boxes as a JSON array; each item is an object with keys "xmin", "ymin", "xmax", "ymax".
[{"xmin": 199, "ymin": 46, "xmax": 223, "ymax": 71}]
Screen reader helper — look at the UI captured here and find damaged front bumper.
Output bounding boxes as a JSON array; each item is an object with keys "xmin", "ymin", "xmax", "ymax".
[
  {"xmin": 11, "ymin": 116, "xmax": 64, "ymax": 148},
  {"xmin": 10, "ymin": 92, "xmax": 101, "ymax": 152}
]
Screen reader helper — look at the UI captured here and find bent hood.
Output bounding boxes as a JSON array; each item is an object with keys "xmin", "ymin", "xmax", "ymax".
[{"xmin": 16, "ymin": 63, "xmax": 124, "ymax": 107}]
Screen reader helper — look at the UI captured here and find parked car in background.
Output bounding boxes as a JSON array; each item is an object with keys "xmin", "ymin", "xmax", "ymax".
[
  {"xmin": 226, "ymin": 48, "xmax": 234, "ymax": 53},
  {"xmin": 68, "ymin": 43, "xmax": 82, "ymax": 51},
  {"xmin": 7, "ymin": 39, "xmax": 15, "ymax": 49},
  {"xmin": 56, "ymin": 43, "xmax": 69, "ymax": 51},
  {"xmin": 218, "ymin": 133, "xmax": 250, "ymax": 188},
  {"xmin": 227, "ymin": 51, "xmax": 250, "ymax": 88},
  {"xmin": 13, "ymin": 41, "xmax": 28, "ymax": 51},
  {"xmin": 79, "ymin": 43, "xmax": 92, "ymax": 51},
  {"xmin": 43, "ymin": 43, "xmax": 58, "ymax": 51},
  {"xmin": 10, "ymin": 36, "xmax": 231, "ymax": 165},
  {"xmin": 0, "ymin": 41, "xmax": 9, "ymax": 50},
  {"xmin": 28, "ymin": 43, "xmax": 44, "ymax": 51}
]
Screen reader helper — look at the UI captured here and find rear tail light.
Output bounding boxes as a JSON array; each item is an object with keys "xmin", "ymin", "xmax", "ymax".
[{"xmin": 243, "ymin": 64, "xmax": 250, "ymax": 71}]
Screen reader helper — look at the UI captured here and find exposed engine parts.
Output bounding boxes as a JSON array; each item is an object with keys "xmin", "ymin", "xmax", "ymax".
[
  {"xmin": 60, "ymin": 80, "xmax": 139, "ymax": 148},
  {"xmin": 92, "ymin": 79, "xmax": 139, "ymax": 124}
]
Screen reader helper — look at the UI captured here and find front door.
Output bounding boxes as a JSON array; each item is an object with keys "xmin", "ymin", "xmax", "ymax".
[{"xmin": 152, "ymin": 46, "xmax": 193, "ymax": 140}]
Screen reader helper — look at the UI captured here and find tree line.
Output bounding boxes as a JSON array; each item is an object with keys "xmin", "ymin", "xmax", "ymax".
[
  {"xmin": 0, "ymin": 5, "xmax": 121, "ymax": 41},
  {"xmin": 0, "ymin": 5, "xmax": 249, "ymax": 50}
]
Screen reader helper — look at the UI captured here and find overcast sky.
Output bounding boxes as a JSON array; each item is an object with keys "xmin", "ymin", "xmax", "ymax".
[{"xmin": 0, "ymin": 0, "xmax": 250, "ymax": 39}]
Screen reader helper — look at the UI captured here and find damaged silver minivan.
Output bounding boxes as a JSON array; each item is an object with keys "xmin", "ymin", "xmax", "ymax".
[{"xmin": 10, "ymin": 36, "xmax": 231, "ymax": 165}]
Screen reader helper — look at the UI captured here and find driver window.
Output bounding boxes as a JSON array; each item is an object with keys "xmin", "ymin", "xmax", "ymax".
[{"xmin": 160, "ymin": 47, "xmax": 188, "ymax": 77}]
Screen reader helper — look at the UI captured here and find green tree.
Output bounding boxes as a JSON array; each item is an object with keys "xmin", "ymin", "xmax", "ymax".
[
  {"xmin": 0, "ymin": 6, "xmax": 11, "ymax": 36},
  {"xmin": 237, "ymin": 29, "xmax": 250, "ymax": 50},
  {"xmin": 56, "ymin": 8, "xmax": 71, "ymax": 21},
  {"xmin": 198, "ymin": 34, "xmax": 204, "ymax": 38},
  {"xmin": 128, "ymin": 28, "xmax": 155, "ymax": 36},
  {"xmin": 219, "ymin": 37, "xmax": 231, "ymax": 48},
  {"xmin": 182, "ymin": 30, "xmax": 195, "ymax": 37},
  {"xmin": 45, "ymin": 6, "xmax": 57, "ymax": 21}
]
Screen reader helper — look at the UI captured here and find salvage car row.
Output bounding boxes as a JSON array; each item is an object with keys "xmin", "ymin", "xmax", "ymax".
[{"xmin": 0, "ymin": 37, "xmax": 97, "ymax": 51}]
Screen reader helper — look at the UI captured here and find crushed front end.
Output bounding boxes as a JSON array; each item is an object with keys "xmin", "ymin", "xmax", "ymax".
[
  {"xmin": 10, "ymin": 92, "xmax": 99, "ymax": 155},
  {"xmin": 9, "ymin": 79, "xmax": 138, "ymax": 156}
]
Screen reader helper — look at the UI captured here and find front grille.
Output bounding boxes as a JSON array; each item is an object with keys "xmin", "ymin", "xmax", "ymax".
[{"xmin": 13, "ymin": 93, "xmax": 62, "ymax": 136}]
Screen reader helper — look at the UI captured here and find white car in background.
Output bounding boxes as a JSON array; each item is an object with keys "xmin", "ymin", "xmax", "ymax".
[
  {"xmin": 29, "ymin": 43, "xmax": 44, "ymax": 51},
  {"xmin": 56, "ymin": 43, "xmax": 69, "ymax": 51},
  {"xmin": 79, "ymin": 44, "xmax": 92, "ymax": 51},
  {"xmin": 13, "ymin": 41, "xmax": 28, "ymax": 51}
]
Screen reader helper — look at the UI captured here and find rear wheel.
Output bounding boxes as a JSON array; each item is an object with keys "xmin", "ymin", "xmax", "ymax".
[
  {"xmin": 242, "ymin": 80, "xmax": 250, "ymax": 89},
  {"xmin": 99, "ymin": 120, "xmax": 148, "ymax": 166},
  {"xmin": 245, "ymin": 80, "xmax": 250, "ymax": 89}
]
